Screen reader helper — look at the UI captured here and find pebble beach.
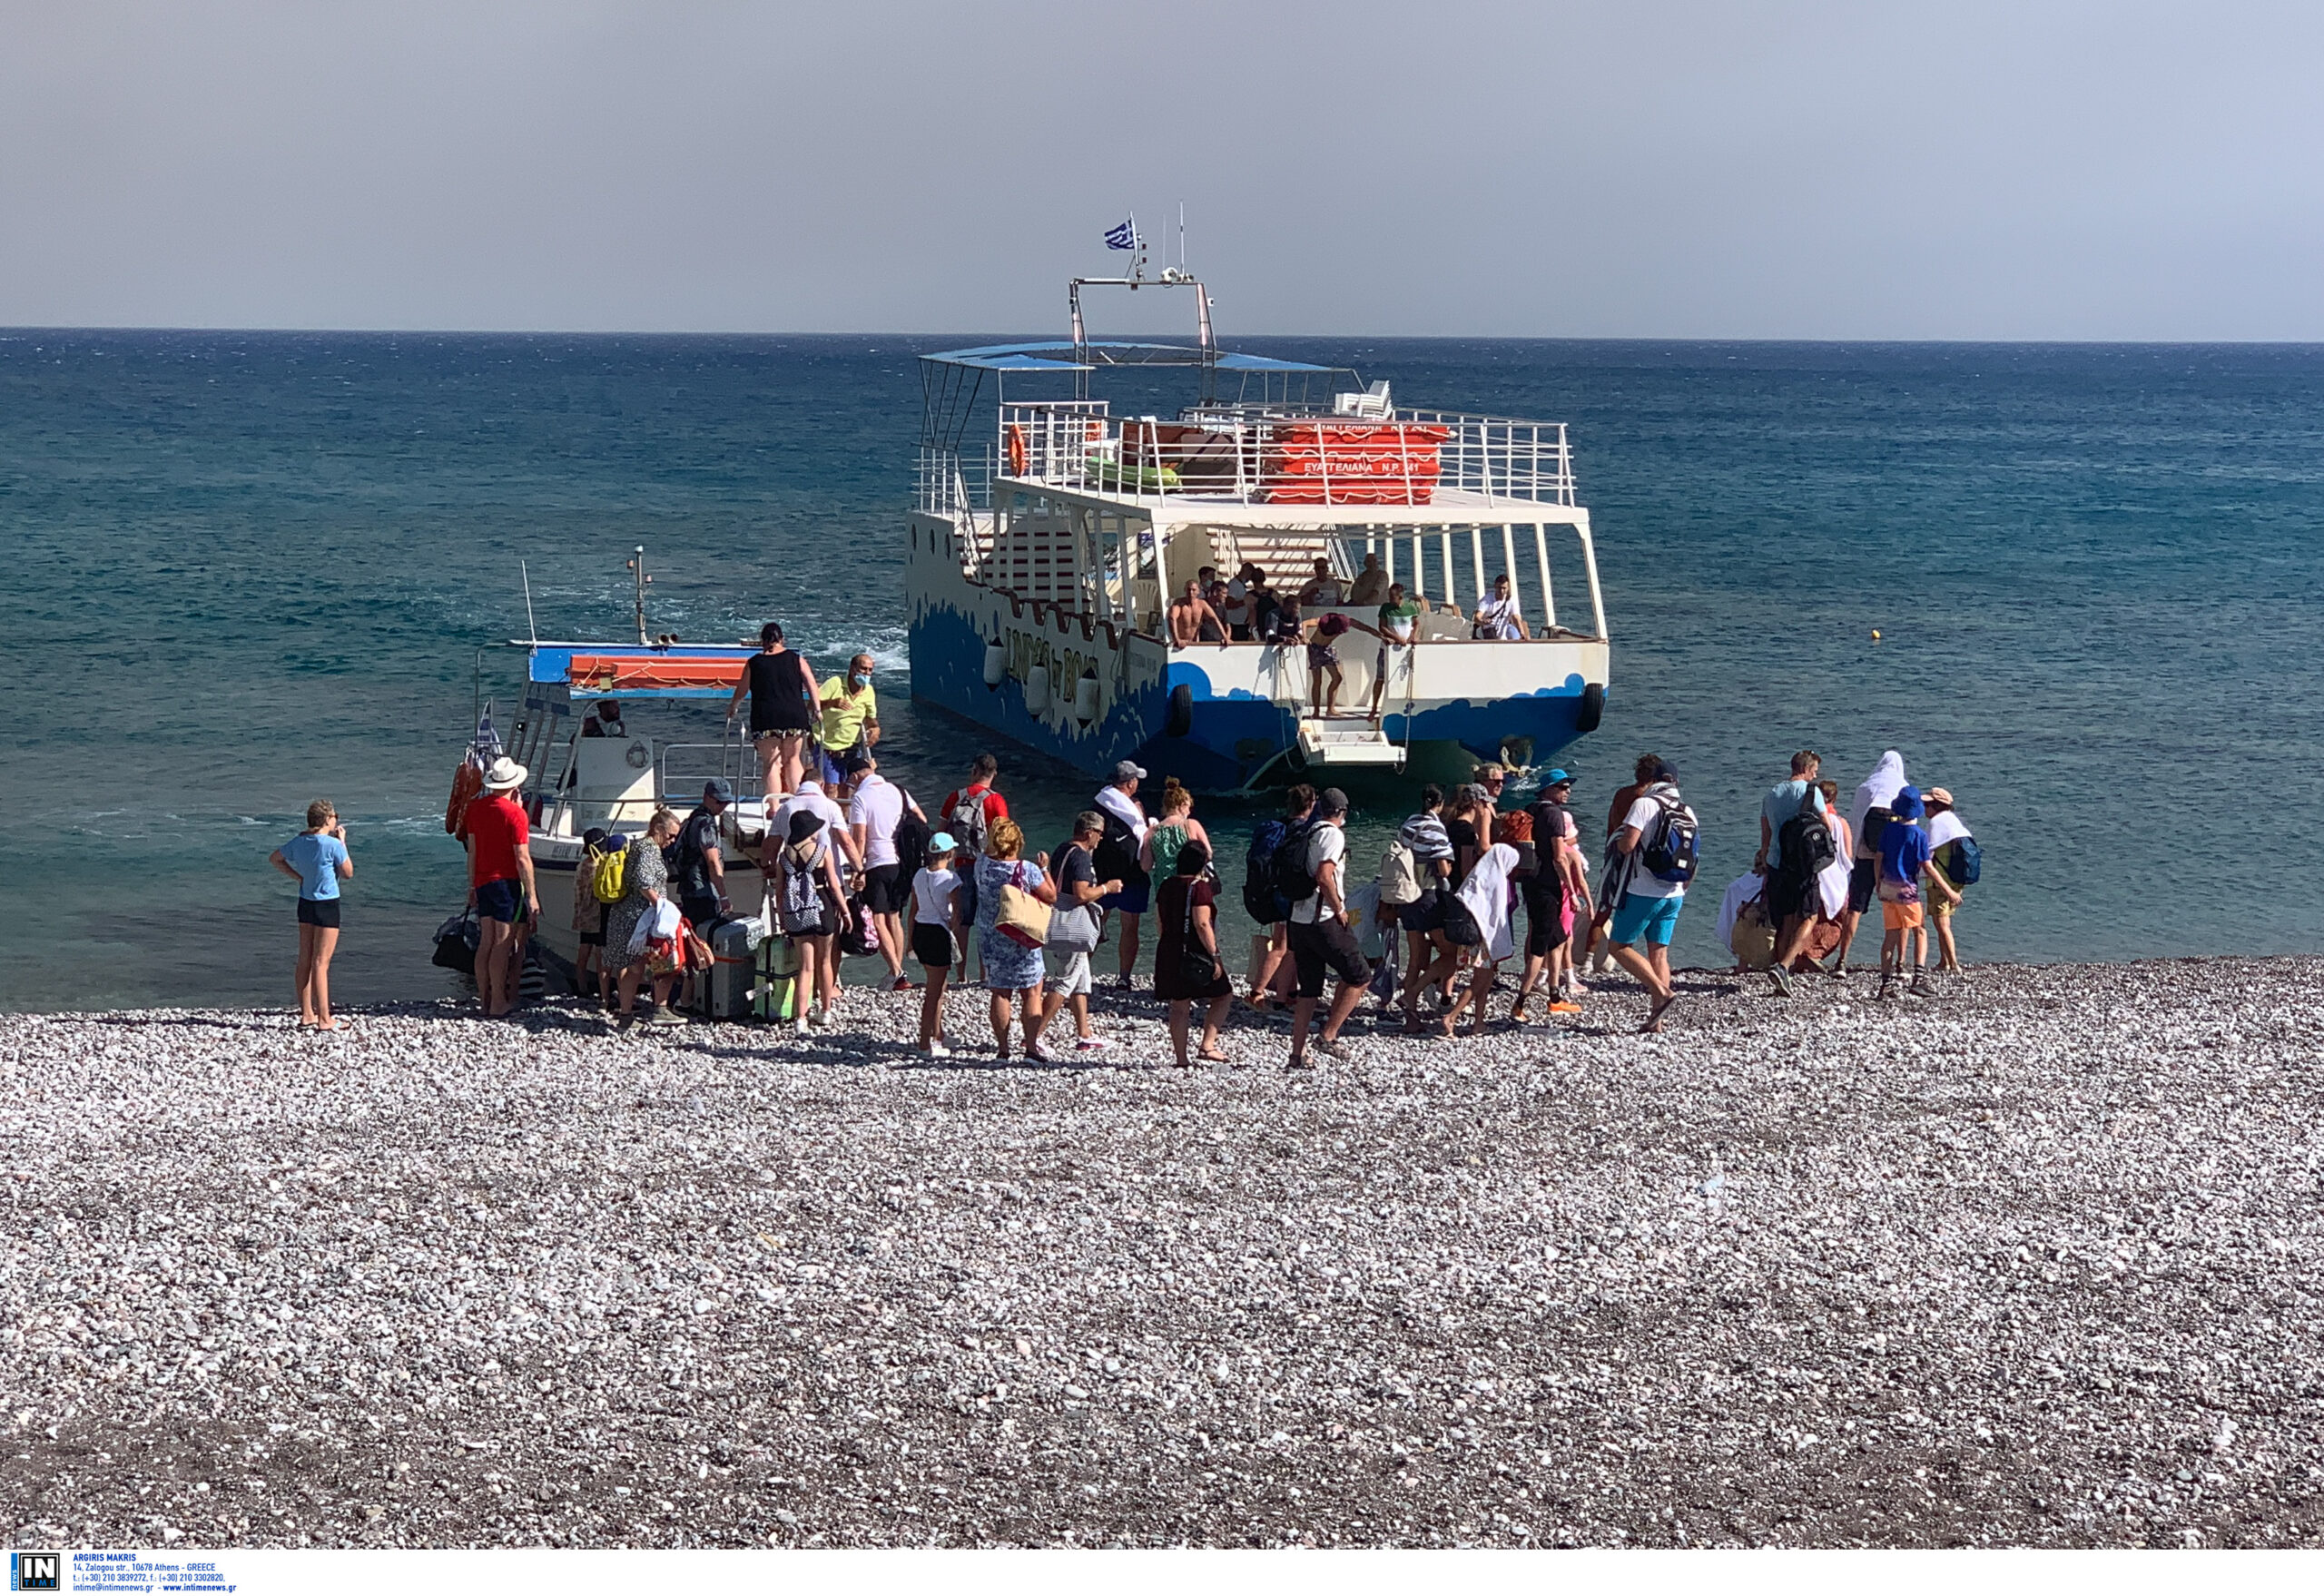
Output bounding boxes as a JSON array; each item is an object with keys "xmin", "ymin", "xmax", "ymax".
[{"xmin": 5, "ymin": 956, "xmax": 2320, "ymax": 1549}]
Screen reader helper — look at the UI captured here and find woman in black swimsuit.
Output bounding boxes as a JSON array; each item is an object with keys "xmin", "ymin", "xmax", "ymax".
[{"xmin": 727, "ymin": 621, "xmax": 820, "ymax": 800}]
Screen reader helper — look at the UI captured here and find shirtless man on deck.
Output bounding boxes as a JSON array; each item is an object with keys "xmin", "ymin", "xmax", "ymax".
[{"xmin": 1167, "ymin": 579, "xmax": 1228, "ymax": 651}]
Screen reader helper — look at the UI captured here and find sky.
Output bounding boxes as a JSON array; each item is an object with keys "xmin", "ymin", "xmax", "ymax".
[{"xmin": 3, "ymin": 2, "xmax": 2320, "ymax": 339}]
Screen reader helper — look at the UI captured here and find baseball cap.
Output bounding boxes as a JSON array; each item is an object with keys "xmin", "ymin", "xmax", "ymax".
[
  {"xmin": 928, "ymin": 831, "xmax": 959, "ymax": 854},
  {"xmin": 1110, "ymin": 760, "xmax": 1147, "ymax": 784},
  {"xmin": 1316, "ymin": 787, "xmax": 1350, "ymax": 818},
  {"xmin": 703, "ymin": 778, "xmax": 735, "ymax": 803}
]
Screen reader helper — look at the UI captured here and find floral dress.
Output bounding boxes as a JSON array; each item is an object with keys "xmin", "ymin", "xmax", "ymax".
[
  {"xmin": 973, "ymin": 853, "xmax": 1049, "ymax": 992},
  {"xmin": 603, "ymin": 834, "xmax": 667, "ymax": 965}
]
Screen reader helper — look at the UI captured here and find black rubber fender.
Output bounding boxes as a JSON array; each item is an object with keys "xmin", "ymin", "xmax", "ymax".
[
  {"xmin": 1165, "ymin": 683, "xmax": 1194, "ymax": 738},
  {"xmin": 1576, "ymin": 682, "xmax": 1605, "ymax": 734}
]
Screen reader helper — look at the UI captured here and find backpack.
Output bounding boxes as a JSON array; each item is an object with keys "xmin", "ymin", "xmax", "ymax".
[
  {"xmin": 779, "ymin": 842, "xmax": 826, "ymax": 932},
  {"xmin": 1094, "ymin": 805, "xmax": 1150, "ymax": 887},
  {"xmin": 1244, "ymin": 818, "xmax": 1290, "ymax": 921},
  {"xmin": 944, "ymin": 786, "xmax": 993, "ymax": 858},
  {"xmin": 1377, "ymin": 838, "xmax": 1422, "ymax": 907},
  {"xmin": 1270, "ymin": 819, "xmax": 1322, "ymax": 907},
  {"xmin": 1640, "ymin": 793, "xmax": 1700, "ymax": 885},
  {"xmin": 1441, "ymin": 891, "xmax": 1483, "ymax": 947},
  {"xmin": 891, "ymin": 789, "xmax": 932, "ymax": 878},
  {"xmin": 590, "ymin": 841, "xmax": 629, "ymax": 903},
  {"xmin": 1943, "ymin": 836, "xmax": 1982, "ymax": 887},
  {"xmin": 1860, "ymin": 805, "xmax": 1893, "ymax": 853},
  {"xmin": 1777, "ymin": 793, "xmax": 1837, "ymax": 877}
]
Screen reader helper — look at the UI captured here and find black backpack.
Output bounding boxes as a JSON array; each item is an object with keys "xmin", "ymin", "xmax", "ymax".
[
  {"xmin": 1244, "ymin": 818, "xmax": 1290, "ymax": 921},
  {"xmin": 891, "ymin": 789, "xmax": 932, "ymax": 877},
  {"xmin": 1093, "ymin": 806, "xmax": 1150, "ymax": 888},
  {"xmin": 1860, "ymin": 805, "xmax": 1894, "ymax": 852},
  {"xmin": 1777, "ymin": 793, "xmax": 1837, "ymax": 877},
  {"xmin": 1270, "ymin": 819, "xmax": 1322, "ymax": 906}
]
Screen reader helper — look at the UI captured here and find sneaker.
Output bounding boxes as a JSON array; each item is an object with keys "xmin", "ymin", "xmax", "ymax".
[
  {"xmin": 1876, "ymin": 978, "xmax": 1897, "ymax": 1002},
  {"xmin": 645, "ymin": 1007, "xmax": 688, "ymax": 1028},
  {"xmin": 1826, "ymin": 962, "xmax": 1850, "ymax": 980},
  {"xmin": 921, "ymin": 1039, "xmax": 952, "ymax": 1059},
  {"xmin": 1075, "ymin": 1036, "xmax": 1112, "ymax": 1052},
  {"xmin": 891, "ymin": 977, "xmax": 915, "ymax": 992},
  {"xmin": 1768, "ymin": 964, "xmax": 1795, "ymax": 998},
  {"xmin": 1547, "ymin": 1000, "xmax": 1583, "ymax": 1015},
  {"xmin": 1907, "ymin": 975, "xmax": 1936, "ymax": 999},
  {"xmin": 793, "ymin": 1012, "xmax": 809, "ymax": 1035}
]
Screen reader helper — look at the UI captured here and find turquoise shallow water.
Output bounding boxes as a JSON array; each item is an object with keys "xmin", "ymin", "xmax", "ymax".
[{"xmin": 2, "ymin": 332, "xmax": 2318, "ymax": 1010}]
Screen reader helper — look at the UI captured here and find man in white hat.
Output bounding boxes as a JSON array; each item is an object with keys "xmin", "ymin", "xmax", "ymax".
[{"xmin": 464, "ymin": 755, "xmax": 538, "ymax": 1018}]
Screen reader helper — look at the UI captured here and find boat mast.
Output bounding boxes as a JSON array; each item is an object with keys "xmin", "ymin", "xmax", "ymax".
[{"xmin": 626, "ymin": 545, "xmax": 650, "ymax": 645}]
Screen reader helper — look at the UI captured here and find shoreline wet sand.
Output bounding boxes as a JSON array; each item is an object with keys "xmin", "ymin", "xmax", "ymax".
[{"xmin": 5, "ymin": 956, "xmax": 2320, "ymax": 1548}]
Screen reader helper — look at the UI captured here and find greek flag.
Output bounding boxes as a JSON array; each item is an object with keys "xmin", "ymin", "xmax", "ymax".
[{"xmin": 1104, "ymin": 217, "xmax": 1140, "ymax": 251}]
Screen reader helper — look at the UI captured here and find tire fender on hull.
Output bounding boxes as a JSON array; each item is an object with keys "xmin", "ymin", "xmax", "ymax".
[
  {"xmin": 1576, "ymin": 682, "xmax": 1605, "ymax": 734},
  {"xmin": 1164, "ymin": 683, "xmax": 1194, "ymax": 738}
]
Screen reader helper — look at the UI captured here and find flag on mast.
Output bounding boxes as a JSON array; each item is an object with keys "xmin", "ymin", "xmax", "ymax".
[{"xmin": 1103, "ymin": 216, "xmax": 1140, "ymax": 251}]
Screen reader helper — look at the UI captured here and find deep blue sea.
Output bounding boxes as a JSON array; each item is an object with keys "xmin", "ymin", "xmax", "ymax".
[{"xmin": 2, "ymin": 332, "xmax": 2319, "ymax": 1011}]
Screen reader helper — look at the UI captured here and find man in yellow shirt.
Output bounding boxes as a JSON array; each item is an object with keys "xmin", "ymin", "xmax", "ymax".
[{"xmin": 818, "ymin": 654, "xmax": 881, "ymax": 776}]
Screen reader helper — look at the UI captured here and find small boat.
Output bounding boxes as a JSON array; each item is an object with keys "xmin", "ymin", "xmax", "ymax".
[
  {"xmin": 454, "ymin": 557, "xmax": 773, "ymax": 966},
  {"xmin": 907, "ymin": 261, "xmax": 1611, "ymax": 789}
]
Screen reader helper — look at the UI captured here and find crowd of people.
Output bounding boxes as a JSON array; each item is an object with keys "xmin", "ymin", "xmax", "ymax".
[{"xmin": 364, "ymin": 626, "xmax": 1978, "ymax": 1054}]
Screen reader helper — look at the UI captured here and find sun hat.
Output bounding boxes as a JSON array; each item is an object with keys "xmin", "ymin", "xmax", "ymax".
[
  {"xmin": 480, "ymin": 756, "xmax": 527, "ymax": 793},
  {"xmin": 1543, "ymin": 767, "xmax": 1576, "ymax": 787},
  {"xmin": 1925, "ymin": 786, "xmax": 1955, "ymax": 808}
]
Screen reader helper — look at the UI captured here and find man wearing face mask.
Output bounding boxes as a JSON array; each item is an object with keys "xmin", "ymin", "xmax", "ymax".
[{"xmin": 816, "ymin": 653, "xmax": 881, "ymax": 783}]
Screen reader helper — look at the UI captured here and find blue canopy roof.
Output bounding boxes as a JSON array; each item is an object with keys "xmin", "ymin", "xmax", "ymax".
[{"xmin": 925, "ymin": 340, "xmax": 1336, "ymax": 374}]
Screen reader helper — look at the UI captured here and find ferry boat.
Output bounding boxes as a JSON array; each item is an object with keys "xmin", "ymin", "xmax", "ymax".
[{"xmin": 907, "ymin": 263, "xmax": 1610, "ymax": 789}]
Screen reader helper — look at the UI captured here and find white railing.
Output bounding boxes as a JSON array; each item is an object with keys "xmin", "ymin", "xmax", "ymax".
[
  {"xmin": 988, "ymin": 401, "xmax": 1576, "ymax": 508},
  {"xmin": 915, "ymin": 447, "xmax": 994, "ymax": 517}
]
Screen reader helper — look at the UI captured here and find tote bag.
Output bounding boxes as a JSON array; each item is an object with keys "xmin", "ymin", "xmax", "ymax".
[{"xmin": 994, "ymin": 862, "xmax": 1052, "ymax": 950}]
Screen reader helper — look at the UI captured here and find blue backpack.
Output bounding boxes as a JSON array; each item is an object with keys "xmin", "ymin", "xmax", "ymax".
[
  {"xmin": 1244, "ymin": 818, "xmax": 1291, "ymax": 922},
  {"xmin": 1944, "ymin": 836, "xmax": 1982, "ymax": 887}
]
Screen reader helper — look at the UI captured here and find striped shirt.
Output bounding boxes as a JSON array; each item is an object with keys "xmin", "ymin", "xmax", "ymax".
[{"xmin": 1398, "ymin": 811, "xmax": 1452, "ymax": 862}]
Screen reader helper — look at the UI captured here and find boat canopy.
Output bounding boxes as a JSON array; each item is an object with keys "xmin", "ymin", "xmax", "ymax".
[
  {"xmin": 924, "ymin": 340, "xmax": 1335, "ymax": 374},
  {"xmin": 527, "ymin": 644, "xmax": 753, "ymax": 699}
]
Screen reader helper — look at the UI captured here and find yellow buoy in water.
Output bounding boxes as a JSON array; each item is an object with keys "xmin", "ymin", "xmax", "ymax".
[{"xmin": 1870, "ymin": 629, "xmax": 1882, "ymax": 642}]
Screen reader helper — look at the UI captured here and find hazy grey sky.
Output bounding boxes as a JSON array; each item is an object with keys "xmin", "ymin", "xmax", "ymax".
[{"xmin": 4, "ymin": 2, "xmax": 2319, "ymax": 337}]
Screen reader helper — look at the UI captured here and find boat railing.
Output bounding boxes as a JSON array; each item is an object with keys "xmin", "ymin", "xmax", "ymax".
[
  {"xmin": 987, "ymin": 401, "xmax": 1577, "ymax": 509},
  {"xmin": 655, "ymin": 735, "xmax": 749, "ymax": 808},
  {"xmin": 915, "ymin": 447, "xmax": 994, "ymax": 517}
]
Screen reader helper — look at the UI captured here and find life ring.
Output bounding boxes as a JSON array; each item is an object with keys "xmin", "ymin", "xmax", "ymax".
[{"xmin": 1005, "ymin": 423, "xmax": 1029, "ymax": 478}]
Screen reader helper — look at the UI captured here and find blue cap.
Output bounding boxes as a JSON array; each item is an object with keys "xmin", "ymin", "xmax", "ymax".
[
  {"xmin": 1543, "ymin": 768, "xmax": 1575, "ymax": 787},
  {"xmin": 703, "ymin": 778, "xmax": 735, "ymax": 803}
]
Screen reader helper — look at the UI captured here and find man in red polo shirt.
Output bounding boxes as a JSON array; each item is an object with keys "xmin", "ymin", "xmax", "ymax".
[{"xmin": 464, "ymin": 756, "xmax": 539, "ymax": 1017}]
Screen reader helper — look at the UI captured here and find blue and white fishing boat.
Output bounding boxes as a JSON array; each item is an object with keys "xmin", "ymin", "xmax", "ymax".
[{"xmin": 906, "ymin": 260, "xmax": 1611, "ymax": 790}]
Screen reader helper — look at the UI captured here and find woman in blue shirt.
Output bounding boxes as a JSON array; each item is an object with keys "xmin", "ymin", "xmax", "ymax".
[{"xmin": 271, "ymin": 799, "xmax": 354, "ymax": 1031}]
